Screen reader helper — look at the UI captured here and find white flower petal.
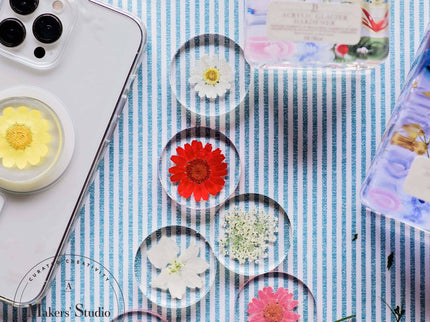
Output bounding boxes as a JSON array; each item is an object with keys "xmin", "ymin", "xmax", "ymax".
[
  {"xmin": 200, "ymin": 54, "xmax": 210, "ymax": 65},
  {"xmin": 218, "ymin": 57, "xmax": 228, "ymax": 65},
  {"xmin": 220, "ymin": 68, "xmax": 234, "ymax": 82},
  {"xmin": 147, "ymin": 236, "xmax": 179, "ymax": 269},
  {"xmin": 181, "ymin": 268, "xmax": 204, "ymax": 289},
  {"xmin": 205, "ymin": 87, "xmax": 218, "ymax": 99},
  {"xmin": 189, "ymin": 75, "xmax": 203, "ymax": 84},
  {"xmin": 178, "ymin": 242, "xmax": 200, "ymax": 263},
  {"xmin": 217, "ymin": 79, "xmax": 231, "ymax": 91},
  {"xmin": 150, "ymin": 269, "xmax": 171, "ymax": 290},
  {"xmin": 207, "ymin": 55, "xmax": 218, "ymax": 66},
  {"xmin": 194, "ymin": 83, "xmax": 208, "ymax": 97},
  {"xmin": 168, "ymin": 274, "xmax": 187, "ymax": 299},
  {"xmin": 186, "ymin": 258, "xmax": 210, "ymax": 274},
  {"xmin": 214, "ymin": 86, "xmax": 228, "ymax": 97}
]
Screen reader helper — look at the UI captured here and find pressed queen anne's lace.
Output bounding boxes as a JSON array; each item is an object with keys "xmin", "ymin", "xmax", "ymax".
[
  {"xmin": 219, "ymin": 207, "xmax": 278, "ymax": 264},
  {"xmin": 147, "ymin": 236, "xmax": 210, "ymax": 300}
]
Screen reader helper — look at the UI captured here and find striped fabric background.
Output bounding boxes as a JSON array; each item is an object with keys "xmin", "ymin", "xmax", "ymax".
[{"xmin": 1, "ymin": 0, "xmax": 430, "ymax": 320}]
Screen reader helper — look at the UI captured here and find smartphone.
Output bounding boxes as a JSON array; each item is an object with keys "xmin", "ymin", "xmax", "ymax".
[{"xmin": 0, "ymin": 0, "xmax": 146, "ymax": 306}]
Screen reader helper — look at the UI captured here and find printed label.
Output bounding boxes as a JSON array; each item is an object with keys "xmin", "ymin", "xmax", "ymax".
[
  {"xmin": 266, "ymin": 2, "xmax": 362, "ymax": 44},
  {"xmin": 404, "ymin": 157, "xmax": 430, "ymax": 203}
]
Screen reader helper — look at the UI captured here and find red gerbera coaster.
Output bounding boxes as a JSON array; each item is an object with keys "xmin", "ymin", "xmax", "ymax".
[
  {"xmin": 247, "ymin": 286, "xmax": 300, "ymax": 322},
  {"xmin": 169, "ymin": 140, "xmax": 228, "ymax": 202}
]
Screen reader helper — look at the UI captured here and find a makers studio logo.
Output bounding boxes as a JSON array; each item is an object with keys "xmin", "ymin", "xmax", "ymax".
[{"xmin": 13, "ymin": 254, "xmax": 124, "ymax": 319}]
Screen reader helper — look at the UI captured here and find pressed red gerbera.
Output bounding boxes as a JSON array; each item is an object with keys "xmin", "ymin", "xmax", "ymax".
[
  {"xmin": 169, "ymin": 140, "xmax": 228, "ymax": 202},
  {"xmin": 247, "ymin": 287, "xmax": 300, "ymax": 322}
]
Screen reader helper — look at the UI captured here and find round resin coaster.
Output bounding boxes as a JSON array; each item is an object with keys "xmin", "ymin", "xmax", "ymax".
[
  {"xmin": 134, "ymin": 225, "xmax": 217, "ymax": 309},
  {"xmin": 235, "ymin": 272, "xmax": 319, "ymax": 321},
  {"xmin": 210, "ymin": 193, "xmax": 291, "ymax": 276},
  {"xmin": 111, "ymin": 309, "xmax": 167, "ymax": 322},
  {"xmin": 170, "ymin": 33, "xmax": 250, "ymax": 117},
  {"xmin": 0, "ymin": 87, "xmax": 74, "ymax": 193},
  {"xmin": 158, "ymin": 126, "xmax": 241, "ymax": 210}
]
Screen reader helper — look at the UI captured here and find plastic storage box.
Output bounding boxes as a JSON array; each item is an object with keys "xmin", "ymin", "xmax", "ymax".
[
  {"xmin": 244, "ymin": 0, "xmax": 389, "ymax": 69},
  {"xmin": 361, "ymin": 25, "xmax": 430, "ymax": 231}
]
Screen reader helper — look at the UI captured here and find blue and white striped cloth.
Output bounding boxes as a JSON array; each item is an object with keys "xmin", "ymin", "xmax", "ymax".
[{"xmin": 1, "ymin": 0, "xmax": 430, "ymax": 320}]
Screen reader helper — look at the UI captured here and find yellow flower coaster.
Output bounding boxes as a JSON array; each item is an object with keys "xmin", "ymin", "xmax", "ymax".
[
  {"xmin": 0, "ymin": 106, "xmax": 51, "ymax": 169},
  {"xmin": 0, "ymin": 90, "xmax": 74, "ymax": 193}
]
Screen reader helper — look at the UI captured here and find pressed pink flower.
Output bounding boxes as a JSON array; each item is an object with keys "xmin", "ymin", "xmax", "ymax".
[{"xmin": 247, "ymin": 287, "xmax": 300, "ymax": 322}]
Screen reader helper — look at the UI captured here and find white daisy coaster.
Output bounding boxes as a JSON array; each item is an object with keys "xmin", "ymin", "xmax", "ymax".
[{"xmin": 170, "ymin": 33, "xmax": 250, "ymax": 117}]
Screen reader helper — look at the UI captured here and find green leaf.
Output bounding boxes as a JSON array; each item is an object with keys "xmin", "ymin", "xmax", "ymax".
[{"xmin": 387, "ymin": 252, "xmax": 394, "ymax": 270}]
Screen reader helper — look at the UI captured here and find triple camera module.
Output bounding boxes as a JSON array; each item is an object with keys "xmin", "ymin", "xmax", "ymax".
[{"xmin": 0, "ymin": 0, "xmax": 63, "ymax": 58}]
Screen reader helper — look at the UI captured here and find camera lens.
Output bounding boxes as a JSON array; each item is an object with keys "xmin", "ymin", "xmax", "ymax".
[
  {"xmin": 0, "ymin": 18, "xmax": 26, "ymax": 47},
  {"xmin": 10, "ymin": 0, "xmax": 39, "ymax": 15},
  {"xmin": 33, "ymin": 14, "xmax": 62, "ymax": 44}
]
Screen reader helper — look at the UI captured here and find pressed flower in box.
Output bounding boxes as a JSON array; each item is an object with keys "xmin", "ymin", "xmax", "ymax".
[{"xmin": 244, "ymin": 0, "xmax": 389, "ymax": 68}]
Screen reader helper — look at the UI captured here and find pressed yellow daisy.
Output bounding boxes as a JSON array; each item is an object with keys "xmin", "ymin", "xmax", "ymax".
[{"xmin": 0, "ymin": 106, "xmax": 51, "ymax": 169}]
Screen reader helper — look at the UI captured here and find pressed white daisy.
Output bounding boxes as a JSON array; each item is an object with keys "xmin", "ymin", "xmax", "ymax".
[
  {"xmin": 189, "ymin": 54, "xmax": 234, "ymax": 99},
  {"xmin": 147, "ymin": 236, "xmax": 210, "ymax": 300}
]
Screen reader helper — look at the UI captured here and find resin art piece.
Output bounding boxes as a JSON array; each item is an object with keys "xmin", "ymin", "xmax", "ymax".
[
  {"xmin": 0, "ymin": 106, "xmax": 50, "ymax": 169},
  {"xmin": 170, "ymin": 34, "xmax": 251, "ymax": 116},
  {"xmin": 134, "ymin": 225, "xmax": 217, "ymax": 309},
  {"xmin": 0, "ymin": 94, "xmax": 72, "ymax": 193},
  {"xmin": 361, "ymin": 29, "xmax": 430, "ymax": 231}
]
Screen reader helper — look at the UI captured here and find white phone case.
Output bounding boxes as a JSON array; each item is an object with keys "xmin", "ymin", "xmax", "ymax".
[{"xmin": 0, "ymin": 0, "xmax": 146, "ymax": 305}]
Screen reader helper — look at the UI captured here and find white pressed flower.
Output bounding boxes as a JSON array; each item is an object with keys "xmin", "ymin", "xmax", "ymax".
[
  {"xmin": 219, "ymin": 207, "xmax": 278, "ymax": 264},
  {"xmin": 148, "ymin": 236, "xmax": 210, "ymax": 300},
  {"xmin": 189, "ymin": 54, "xmax": 234, "ymax": 99}
]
